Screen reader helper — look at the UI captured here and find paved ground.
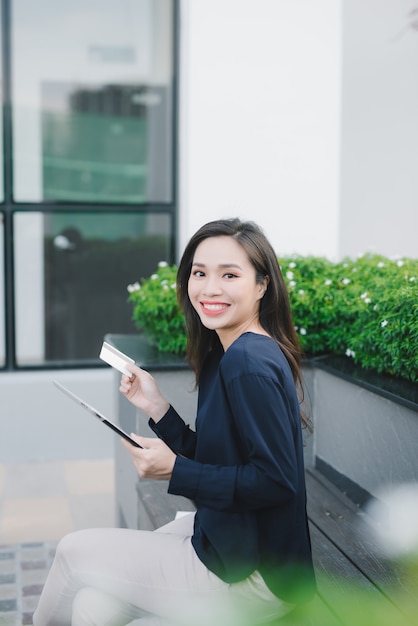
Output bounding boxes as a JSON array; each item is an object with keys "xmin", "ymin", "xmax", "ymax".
[
  {"xmin": 0, "ymin": 458, "xmax": 115, "ymax": 625},
  {"xmin": 0, "ymin": 541, "xmax": 56, "ymax": 625}
]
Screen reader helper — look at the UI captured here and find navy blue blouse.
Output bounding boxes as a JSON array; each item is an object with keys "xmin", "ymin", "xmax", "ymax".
[{"xmin": 150, "ymin": 332, "xmax": 316, "ymax": 604}]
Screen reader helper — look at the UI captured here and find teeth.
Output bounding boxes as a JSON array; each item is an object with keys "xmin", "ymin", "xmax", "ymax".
[{"xmin": 204, "ymin": 304, "xmax": 226, "ymax": 311}]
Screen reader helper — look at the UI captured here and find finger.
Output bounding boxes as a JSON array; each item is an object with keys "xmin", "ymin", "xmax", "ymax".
[
  {"xmin": 121, "ymin": 433, "xmax": 149, "ymax": 450},
  {"xmin": 119, "ymin": 380, "xmax": 132, "ymax": 394},
  {"xmin": 126, "ymin": 363, "xmax": 142, "ymax": 378},
  {"xmin": 129, "ymin": 432, "xmax": 148, "ymax": 446},
  {"xmin": 121, "ymin": 438, "xmax": 143, "ymax": 457}
]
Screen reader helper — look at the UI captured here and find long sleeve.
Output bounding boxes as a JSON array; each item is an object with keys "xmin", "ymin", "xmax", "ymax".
[
  {"xmin": 168, "ymin": 372, "xmax": 298, "ymax": 512},
  {"xmin": 149, "ymin": 405, "xmax": 197, "ymax": 458}
]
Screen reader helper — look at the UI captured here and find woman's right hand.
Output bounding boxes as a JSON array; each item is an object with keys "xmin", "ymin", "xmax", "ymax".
[{"xmin": 119, "ymin": 364, "xmax": 170, "ymax": 422}]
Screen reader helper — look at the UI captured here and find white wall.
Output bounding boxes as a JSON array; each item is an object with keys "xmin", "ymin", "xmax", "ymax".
[
  {"xmin": 178, "ymin": 0, "xmax": 418, "ymax": 261},
  {"xmin": 178, "ymin": 0, "xmax": 342, "ymax": 259},
  {"xmin": 339, "ymin": 0, "xmax": 418, "ymax": 259},
  {"xmin": 0, "ymin": 369, "xmax": 114, "ymax": 462}
]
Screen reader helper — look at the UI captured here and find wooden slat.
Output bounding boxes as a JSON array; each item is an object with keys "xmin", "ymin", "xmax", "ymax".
[
  {"xmin": 306, "ymin": 469, "xmax": 397, "ymax": 581},
  {"xmin": 306, "ymin": 469, "xmax": 417, "ymax": 621},
  {"xmin": 309, "ymin": 524, "xmax": 404, "ymax": 626}
]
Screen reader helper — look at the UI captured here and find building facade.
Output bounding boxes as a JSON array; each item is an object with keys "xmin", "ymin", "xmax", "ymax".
[{"xmin": 0, "ymin": 0, "xmax": 416, "ymax": 460}]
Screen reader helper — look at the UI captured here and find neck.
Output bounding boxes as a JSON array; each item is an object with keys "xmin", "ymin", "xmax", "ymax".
[{"xmin": 217, "ymin": 322, "xmax": 269, "ymax": 351}]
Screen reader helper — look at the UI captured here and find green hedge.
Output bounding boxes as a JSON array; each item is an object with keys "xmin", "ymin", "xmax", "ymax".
[
  {"xmin": 128, "ymin": 255, "xmax": 418, "ymax": 383},
  {"xmin": 128, "ymin": 262, "xmax": 187, "ymax": 356}
]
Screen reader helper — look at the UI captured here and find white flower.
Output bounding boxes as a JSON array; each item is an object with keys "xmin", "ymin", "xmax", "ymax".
[
  {"xmin": 343, "ymin": 263, "xmax": 348, "ymax": 268},
  {"xmin": 163, "ymin": 285, "xmax": 168, "ymax": 290},
  {"xmin": 161, "ymin": 279, "xmax": 168, "ymax": 286},
  {"xmin": 397, "ymin": 260, "xmax": 404, "ymax": 267},
  {"xmin": 342, "ymin": 278, "xmax": 351, "ymax": 285},
  {"xmin": 286, "ymin": 271, "xmax": 294, "ymax": 280},
  {"xmin": 158, "ymin": 261, "xmax": 168, "ymax": 267},
  {"xmin": 299, "ymin": 328, "xmax": 307, "ymax": 335},
  {"xmin": 325, "ymin": 279, "xmax": 332, "ymax": 286},
  {"xmin": 127, "ymin": 282, "xmax": 140, "ymax": 293},
  {"xmin": 345, "ymin": 349, "xmax": 355, "ymax": 358},
  {"xmin": 289, "ymin": 280, "xmax": 296, "ymax": 287},
  {"xmin": 360, "ymin": 293, "xmax": 371, "ymax": 304},
  {"xmin": 410, "ymin": 277, "xmax": 416, "ymax": 282},
  {"xmin": 377, "ymin": 261, "xmax": 385, "ymax": 268},
  {"xmin": 366, "ymin": 483, "xmax": 418, "ymax": 558},
  {"xmin": 151, "ymin": 274, "xmax": 158, "ymax": 280},
  {"xmin": 288, "ymin": 262, "xmax": 297, "ymax": 269},
  {"xmin": 381, "ymin": 320, "xmax": 388, "ymax": 328},
  {"xmin": 171, "ymin": 283, "xmax": 177, "ymax": 289},
  {"xmin": 298, "ymin": 289, "xmax": 305, "ymax": 295}
]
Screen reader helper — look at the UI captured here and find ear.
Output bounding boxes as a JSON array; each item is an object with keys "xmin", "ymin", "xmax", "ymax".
[{"xmin": 257, "ymin": 275, "xmax": 270, "ymax": 299}]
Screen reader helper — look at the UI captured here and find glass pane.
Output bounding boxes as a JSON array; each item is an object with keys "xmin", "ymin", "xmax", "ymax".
[
  {"xmin": 12, "ymin": 0, "xmax": 173, "ymax": 204},
  {"xmin": 14, "ymin": 211, "xmax": 172, "ymax": 365},
  {"xmin": 0, "ymin": 214, "xmax": 5, "ymax": 366}
]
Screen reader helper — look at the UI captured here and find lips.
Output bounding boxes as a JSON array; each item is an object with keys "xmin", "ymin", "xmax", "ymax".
[{"xmin": 200, "ymin": 301, "xmax": 230, "ymax": 316}]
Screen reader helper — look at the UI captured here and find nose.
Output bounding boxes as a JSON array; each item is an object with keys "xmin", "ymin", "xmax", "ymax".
[{"xmin": 202, "ymin": 274, "xmax": 222, "ymax": 296}]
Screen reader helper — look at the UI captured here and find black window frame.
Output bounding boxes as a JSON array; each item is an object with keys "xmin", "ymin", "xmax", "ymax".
[{"xmin": 0, "ymin": 0, "xmax": 180, "ymax": 371}]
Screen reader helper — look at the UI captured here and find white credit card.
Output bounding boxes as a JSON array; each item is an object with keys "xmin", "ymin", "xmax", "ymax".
[{"xmin": 99, "ymin": 341, "xmax": 135, "ymax": 376}]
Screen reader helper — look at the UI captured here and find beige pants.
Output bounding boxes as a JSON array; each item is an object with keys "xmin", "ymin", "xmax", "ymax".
[{"xmin": 33, "ymin": 513, "xmax": 292, "ymax": 626}]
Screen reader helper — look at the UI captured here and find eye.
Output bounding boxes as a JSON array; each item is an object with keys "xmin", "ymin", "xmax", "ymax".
[
  {"xmin": 192, "ymin": 270, "xmax": 205, "ymax": 277},
  {"xmin": 223, "ymin": 272, "xmax": 237, "ymax": 279}
]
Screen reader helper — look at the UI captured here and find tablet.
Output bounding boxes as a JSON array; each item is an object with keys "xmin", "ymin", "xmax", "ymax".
[{"xmin": 53, "ymin": 380, "xmax": 142, "ymax": 448}]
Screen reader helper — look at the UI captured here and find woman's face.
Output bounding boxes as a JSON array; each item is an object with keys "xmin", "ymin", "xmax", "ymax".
[{"xmin": 187, "ymin": 236, "xmax": 267, "ymax": 348}]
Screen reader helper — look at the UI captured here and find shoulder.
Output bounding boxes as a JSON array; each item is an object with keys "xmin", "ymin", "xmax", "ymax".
[
  {"xmin": 220, "ymin": 332, "xmax": 291, "ymax": 382},
  {"xmin": 223, "ymin": 332, "xmax": 282, "ymax": 362}
]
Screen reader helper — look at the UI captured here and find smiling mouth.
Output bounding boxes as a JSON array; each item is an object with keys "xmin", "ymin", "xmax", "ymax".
[{"xmin": 200, "ymin": 302, "xmax": 230, "ymax": 315}]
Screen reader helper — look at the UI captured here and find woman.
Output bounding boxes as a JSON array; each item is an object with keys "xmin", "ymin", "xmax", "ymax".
[{"xmin": 33, "ymin": 218, "xmax": 316, "ymax": 626}]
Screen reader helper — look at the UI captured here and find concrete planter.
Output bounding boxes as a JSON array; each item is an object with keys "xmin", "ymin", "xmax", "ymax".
[
  {"xmin": 106, "ymin": 334, "xmax": 197, "ymax": 529},
  {"xmin": 307, "ymin": 356, "xmax": 418, "ymax": 505}
]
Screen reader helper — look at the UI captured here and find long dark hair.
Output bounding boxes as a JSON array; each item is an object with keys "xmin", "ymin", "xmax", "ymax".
[{"xmin": 177, "ymin": 218, "xmax": 309, "ymax": 428}]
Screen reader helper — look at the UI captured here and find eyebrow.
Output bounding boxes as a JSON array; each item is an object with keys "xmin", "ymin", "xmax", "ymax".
[{"xmin": 191, "ymin": 262, "xmax": 243, "ymax": 270}]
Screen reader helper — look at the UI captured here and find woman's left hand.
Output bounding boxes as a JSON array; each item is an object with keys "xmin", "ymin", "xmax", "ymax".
[{"xmin": 121, "ymin": 434, "xmax": 176, "ymax": 481}]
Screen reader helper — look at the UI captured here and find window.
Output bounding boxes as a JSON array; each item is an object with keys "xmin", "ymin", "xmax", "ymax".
[
  {"xmin": 14, "ymin": 211, "xmax": 172, "ymax": 365},
  {"xmin": 12, "ymin": 0, "xmax": 173, "ymax": 204},
  {"xmin": 1, "ymin": 0, "xmax": 177, "ymax": 369}
]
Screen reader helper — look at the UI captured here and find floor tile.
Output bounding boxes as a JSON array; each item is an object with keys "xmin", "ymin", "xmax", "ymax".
[
  {"xmin": 1, "ymin": 462, "xmax": 67, "ymax": 499},
  {"xmin": 0, "ymin": 497, "xmax": 73, "ymax": 543},
  {"xmin": 0, "ymin": 583, "xmax": 17, "ymax": 600},
  {"xmin": 0, "ymin": 459, "xmax": 116, "ymax": 625},
  {"xmin": 64, "ymin": 459, "xmax": 115, "ymax": 495},
  {"xmin": 0, "ymin": 560, "xmax": 14, "ymax": 575},
  {"xmin": 0, "ymin": 614, "xmax": 21, "ymax": 626}
]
